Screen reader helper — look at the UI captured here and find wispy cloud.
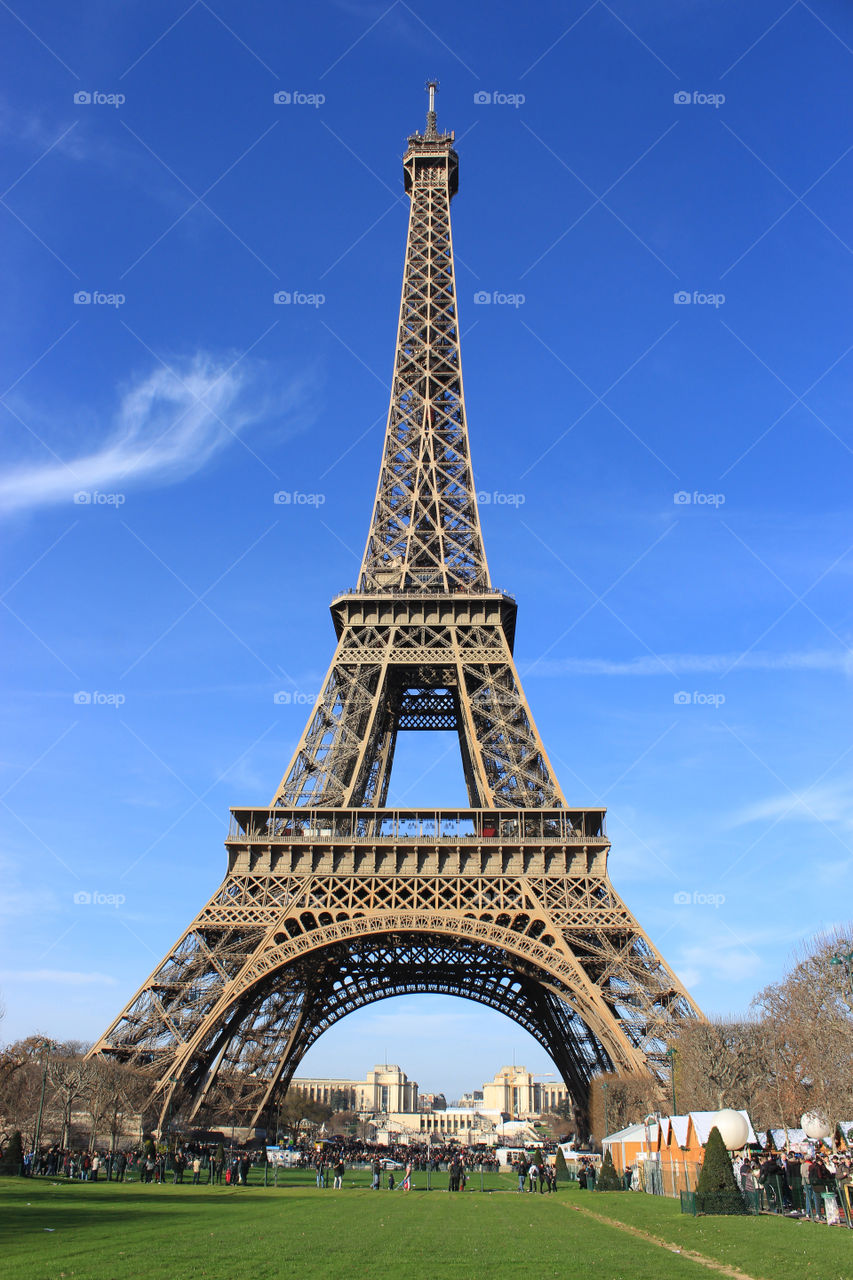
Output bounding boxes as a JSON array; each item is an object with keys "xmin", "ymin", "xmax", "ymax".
[
  {"xmin": 729, "ymin": 780, "xmax": 853, "ymax": 833},
  {"xmin": 1, "ymin": 354, "xmax": 303, "ymax": 516},
  {"xmin": 529, "ymin": 649, "xmax": 853, "ymax": 677},
  {"xmin": 0, "ymin": 969, "xmax": 117, "ymax": 986}
]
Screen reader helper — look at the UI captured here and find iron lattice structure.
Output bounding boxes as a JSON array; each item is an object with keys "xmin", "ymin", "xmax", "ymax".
[{"xmin": 89, "ymin": 88, "xmax": 701, "ymax": 1133}]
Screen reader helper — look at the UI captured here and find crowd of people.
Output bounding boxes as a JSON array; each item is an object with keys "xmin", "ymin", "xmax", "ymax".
[
  {"xmin": 511, "ymin": 1154, "xmax": 558, "ymax": 1193},
  {"xmin": 22, "ymin": 1142, "xmax": 261, "ymax": 1186},
  {"xmin": 286, "ymin": 1138, "xmax": 503, "ymax": 1173},
  {"xmin": 735, "ymin": 1148, "xmax": 853, "ymax": 1221},
  {"xmin": 18, "ymin": 1137, "xmax": 519, "ymax": 1189}
]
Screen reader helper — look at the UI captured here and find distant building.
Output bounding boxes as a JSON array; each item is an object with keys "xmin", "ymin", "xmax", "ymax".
[
  {"xmin": 290, "ymin": 1063, "xmax": 569, "ymax": 1125},
  {"xmin": 292, "ymin": 1063, "xmax": 418, "ymax": 1113},
  {"xmin": 482, "ymin": 1065, "xmax": 571, "ymax": 1119},
  {"xmin": 419, "ymin": 1092, "xmax": 447, "ymax": 1112}
]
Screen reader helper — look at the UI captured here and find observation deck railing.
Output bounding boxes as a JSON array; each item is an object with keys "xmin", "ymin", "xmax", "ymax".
[{"xmin": 227, "ymin": 807, "xmax": 606, "ymax": 845}]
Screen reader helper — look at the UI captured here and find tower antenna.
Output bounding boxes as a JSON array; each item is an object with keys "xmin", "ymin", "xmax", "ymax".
[{"xmin": 425, "ymin": 78, "xmax": 439, "ymax": 138}]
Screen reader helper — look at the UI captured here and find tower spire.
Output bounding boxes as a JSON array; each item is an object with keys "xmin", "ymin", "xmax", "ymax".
[{"xmin": 425, "ymin": 78, "xmax": 438, "ymax": 139}]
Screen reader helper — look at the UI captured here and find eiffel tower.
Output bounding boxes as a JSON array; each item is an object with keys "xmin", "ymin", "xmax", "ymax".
[{"xmin": 90, "ymin": 85, "xmax": 700, "ymax": 1134}]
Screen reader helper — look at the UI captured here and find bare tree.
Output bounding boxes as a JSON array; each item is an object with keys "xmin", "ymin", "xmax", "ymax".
[
  {"xmin": 82, "ymin": 1058, "xmax": 149, "ymax": 1152},
  {"xmin": 752, "ymin": 926, "xmax": 853, "ymax": 1127},
  {"xmin": 588, "ymin": 1071, "xmax": 663, "ymax": 1144},
  {"xmin": 669, "ymin": 1018, "xmax": 772, "ymax": 1121},
  {"xmin": 48, "ymin": 1047, "xmax": 90, "ymax": 1149},
  {"xmin": 0, "ymin": 1035, "xmax": 59, "ymax": 1148}
]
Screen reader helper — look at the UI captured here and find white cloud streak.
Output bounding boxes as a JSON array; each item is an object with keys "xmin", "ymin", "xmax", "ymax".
[
  {"xmin": 729, "ymin": 781, "xmax": 853, "ymax": 833},
  {"xmin": 529, "ymin": 650, "xmax": 853, "ymax": 677},
  {"xmin": 1, "ymin": 355, "xmax": 281, "ymax": 515},
  {"xmin": 0, "ymin": 969, "xmax": 117, "ymax": 986}
]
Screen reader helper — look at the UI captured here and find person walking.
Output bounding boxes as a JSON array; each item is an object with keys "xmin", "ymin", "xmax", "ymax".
[
  {"xmin": 528, "ymin": 1161, "xmax": 539, "ymax": 1193},
  {"xmin": 333, "ymin": 1157, "xmax": 345, "ymax": 1190}
]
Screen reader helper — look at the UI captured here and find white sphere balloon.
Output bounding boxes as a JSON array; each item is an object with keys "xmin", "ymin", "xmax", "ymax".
[
  {"xmin": 801, "ymin": 1112, "xmax": 831, "ymax": 1141},
  {"xmin": 714, "ymin": 1109, "xmax": 749, "ymax": 1150}
]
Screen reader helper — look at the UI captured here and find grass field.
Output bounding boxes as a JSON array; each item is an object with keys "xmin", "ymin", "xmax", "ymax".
[{"xmin": 2, "ymin": 1174, "xmax": 850, "ymax": 1280}]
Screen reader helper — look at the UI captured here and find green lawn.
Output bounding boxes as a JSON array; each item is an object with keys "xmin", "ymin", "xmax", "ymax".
[
  {"xmin": 1, "ymin": 1176, "xmax": 850, "ymax": 1280},
  {"xmin": 573, "ymin": 1188, "xmax": 852, "ymax": 1280}
]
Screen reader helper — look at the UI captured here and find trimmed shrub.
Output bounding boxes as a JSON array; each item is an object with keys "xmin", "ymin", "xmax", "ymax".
[
  {"xmin": 0, "ymin": 1130, "xmax": 24, "ymax": 1176},
  {"xmin": 595, "ymin": 1150, "xmax": 621, "ymax": 1191},
  {"xmin": 555, "ymin": 1147, "xmax": 569, "ymax": 1184},
  {"xmin": 695, "ymin": 1125, "xmax": 747, "ymax": 1215}
]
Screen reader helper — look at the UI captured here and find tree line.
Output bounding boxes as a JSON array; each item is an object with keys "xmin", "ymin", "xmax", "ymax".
[{"xmin": 588, "ymin": 927, "xmax": 853, "ymax": 1141}]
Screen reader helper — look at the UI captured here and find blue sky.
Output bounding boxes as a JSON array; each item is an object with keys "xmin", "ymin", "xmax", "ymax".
[{"xmin": 1, "ymin": 0, "xmax": 851, "ymax": 1103}]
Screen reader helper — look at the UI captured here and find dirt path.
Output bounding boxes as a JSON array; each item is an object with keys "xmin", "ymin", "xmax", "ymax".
[{"xmin": 562, "ymin": 1200, "xmax": 767, "ymax": 1280}]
